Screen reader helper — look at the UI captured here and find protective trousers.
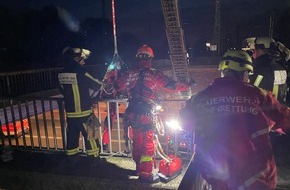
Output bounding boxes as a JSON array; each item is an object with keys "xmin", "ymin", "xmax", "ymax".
[
  {"xmin": 132, "ymin": 128, "xmax": 155, "ymax": 178},
  {"xmin": 66, "ymin": 116, "xmax": 100, "ymax": 158}
]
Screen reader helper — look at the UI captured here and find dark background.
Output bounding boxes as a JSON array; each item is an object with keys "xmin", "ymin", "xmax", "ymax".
[{"xmin": 0, "ymin": 0, "xmax": 290, "ymax": 71}]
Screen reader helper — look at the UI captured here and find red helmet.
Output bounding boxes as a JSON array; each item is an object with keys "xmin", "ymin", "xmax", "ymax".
[{"xmin": 136, "ymin": 45, "xmax": 154, "ymax": 58}]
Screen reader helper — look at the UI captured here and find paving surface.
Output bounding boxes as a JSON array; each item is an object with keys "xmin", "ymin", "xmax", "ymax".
[
  {"xmin": 1, "ymin": 135, "xmax": 290, "ymax": 190},
  {"xmin": 0, "ymin": 150, "xmax": 187, "ymax": 190},
  {"xmin": 0, "ymin": 148, "xmax": 290, "ymax": 190}
]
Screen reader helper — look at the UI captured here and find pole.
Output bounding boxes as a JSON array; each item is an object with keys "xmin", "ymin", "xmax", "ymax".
[
  {"xmin": 112, "ymin": 0, "xmax": 118, "ymax": 55},
  {"xmin": 94, "ymin": 0, "xmax": 125, "ymax": 99}
]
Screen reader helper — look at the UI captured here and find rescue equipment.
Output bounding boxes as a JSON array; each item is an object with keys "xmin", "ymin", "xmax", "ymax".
[
  {"xmin": 84, "ymin": 112, "xmax": 101, "ymax": 140},
  {"xmin": 158, "ymin": 154, "xmax": 183, "ymax": 182},
  {"xmin": 152, "ymin": 105, "xmax": 183, "ymax": 182}
]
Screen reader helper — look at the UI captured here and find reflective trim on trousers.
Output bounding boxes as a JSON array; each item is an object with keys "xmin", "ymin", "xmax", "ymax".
[
  {"xmin": 66, "ymin": 147, "xmax": 79, "ymax": 156},
  {"xmin": 87, "ymin": 139, "xmax": 99, "ymax": 157},
  {"xmin": 140, "ymin": 155, "xmax": 152, "ymax": 163}
]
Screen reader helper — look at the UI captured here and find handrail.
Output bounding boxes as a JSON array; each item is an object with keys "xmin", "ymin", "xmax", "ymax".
[
  {"xmin": 0, "ymin": 68, "xmax": 62, "ymax": 98},
  {"xmin": 0, "ymin": 96, "xmax": 192, "ymax": 159}
]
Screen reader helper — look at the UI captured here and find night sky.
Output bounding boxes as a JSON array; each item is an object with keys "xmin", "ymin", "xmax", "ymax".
[{"xmin": 1, "ymin": 0, "xmax": 290, "ymax": 58}]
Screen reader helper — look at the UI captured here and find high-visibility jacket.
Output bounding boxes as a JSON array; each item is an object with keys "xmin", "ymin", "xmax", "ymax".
[
  {"xmin": 182, "ymin": 77, "xmax": 290, "ymax": 190},
  {"xmin": 115, "ymin": 67, "xmax": 189, "ymax": 105},
  {"xmin": 58, "ymin": 64, "xmax": 101, "ymax": 118},
  {"xmin": 250, "ymin": 54, "xmax": 288, "ymax": 103}
]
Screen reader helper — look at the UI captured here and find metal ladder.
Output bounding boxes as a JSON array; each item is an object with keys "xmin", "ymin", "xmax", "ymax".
[{"xmin": 161, "ymin": 0, "xmax": 191, "ymax": 98}]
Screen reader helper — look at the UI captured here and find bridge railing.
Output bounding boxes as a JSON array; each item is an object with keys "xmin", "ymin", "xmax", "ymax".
[
  {"xmin": 0, "ymin": 65, "xmax": 107, "ymax": 98},
  {"xmin": 0, "ymin": 97, "xmax": 66, "ymax": 152},
  {"xmin": 0, "ymin": 68, "xmax": 62, "ymax": 98},
  {"xmin": 0, "ymin": 96, "xmax": 192, "ymax": 158}
]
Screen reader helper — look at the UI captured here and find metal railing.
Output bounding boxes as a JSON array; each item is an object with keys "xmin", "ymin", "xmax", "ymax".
[
  {"xmin": 0, "ymin": 97, "xmax": 66, "ymax": 152},
  {"xmin": 0, "ymin": 65, "xmax": 108, "ymax": 98},
  {"xmin": 0, "ymin": 96, "xmax": 191, "ymax": 158},
  {"xmin": 0, "ymin": 68, "xmax": 62, "ymax": 98},
  {"xmin": 0, "ymin": 97, "xmax": 129, "ymax": 155}
]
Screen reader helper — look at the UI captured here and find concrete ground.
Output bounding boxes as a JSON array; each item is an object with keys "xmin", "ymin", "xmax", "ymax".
[
  {"xmin": 0, "ymin": 146, "xmax": 290, "ymax": 190},
  {"xmin": 0, "ymin": 133, "xmax": 290, "ymax": 190},
  {"xmin": 0, "ymin": 150, "xmax": 187, "ymax": 190}
]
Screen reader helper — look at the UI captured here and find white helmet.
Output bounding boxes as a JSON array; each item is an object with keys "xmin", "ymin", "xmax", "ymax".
[
  {"xmin": 242, "ymin": 37, "xmax": 275, "ymax": 50},
  {"xmin": 62, "ymin": 47, "xmax": 91, "ymax": 60},
  {"xmin": 254, "ymin": 37, "xmax": 275, "ymax": 49},
  {"xmin": 242, "ymin": 37, "xmax": 256, "ymax": 51}
]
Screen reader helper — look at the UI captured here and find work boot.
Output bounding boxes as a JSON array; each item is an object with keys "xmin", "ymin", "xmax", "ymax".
[{"xmin": 139, "ymin": 173, "xmax": 160, "ymax": 183}]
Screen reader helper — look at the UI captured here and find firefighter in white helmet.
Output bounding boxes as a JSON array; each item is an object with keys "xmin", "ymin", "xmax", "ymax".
[
  {"xmin": 243, "ymin": 37, "xmax": 288, "ymax": 104},
  {"xmin": 179, "ymin": 50, "xmax": 290, "ymax": 189},
  {"xmin": 58, "ymin": 47, "xmax": 102, "ymax": 166},
  {"xmin": 113, "ymin": 44, "xmax": 193, "ymax": 183}
]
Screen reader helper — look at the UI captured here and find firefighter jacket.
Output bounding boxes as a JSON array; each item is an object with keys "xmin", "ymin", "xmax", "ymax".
[
  {"xmin": 181, "ymin": 76, "xmax": 290, "ymax": 189},
  {"xmin": 114, "ymin": 67, "xmax": 190, "ymax": 127},
  {"xmin": 58, "ymin": 64, "xmax": 101, "ymax": 118},
  {"xmin": 115, "ymin": 67, "xmax": 189, "ymax": 105},
  {"xmin": 250, "ymin": 54, "xmax": 288, "ymax": 103}
]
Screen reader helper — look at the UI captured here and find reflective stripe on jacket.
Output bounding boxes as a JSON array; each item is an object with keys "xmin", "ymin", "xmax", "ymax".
[
  {"xmin": 251, "ymin": 54, "xmax": 288, "ymax": 103},
  {"xmin": 58, "ymin": 65, "xmax": 100, "ymax": 118}
]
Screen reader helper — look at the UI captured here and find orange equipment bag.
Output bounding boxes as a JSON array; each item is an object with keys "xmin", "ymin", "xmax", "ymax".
[{"xmin": 159, "ymin": 154, "xmax": 182, "ymax": 177}]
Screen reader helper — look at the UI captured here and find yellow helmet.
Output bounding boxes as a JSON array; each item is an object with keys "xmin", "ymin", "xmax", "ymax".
[{"xmin": 219, "ymin": 50, "xmax": 253, "ymax": 73}]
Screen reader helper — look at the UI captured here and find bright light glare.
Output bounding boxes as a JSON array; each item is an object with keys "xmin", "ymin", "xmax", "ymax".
[
  {"xmin": 108, "ymin": 64, "xmax": 115, "ymax": 70},
  {"xmin": 155, "ymin": 105, "xmax": 162, "ymax": 111},
  {"xmin": 166, "ymin": 119, "xmax": 182, "ymax": 130}
]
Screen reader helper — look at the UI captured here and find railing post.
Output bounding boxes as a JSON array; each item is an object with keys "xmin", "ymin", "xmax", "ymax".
[
  {"xmin": 5, "ymin": 75, "xmax": 11, "ymax": 97},
  {"xmin": 57, "ymin": 99, "xmax": 67, "ymax": 150}
]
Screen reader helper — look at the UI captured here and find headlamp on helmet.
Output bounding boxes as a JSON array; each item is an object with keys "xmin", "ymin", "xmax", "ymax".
[{"xmin": 219, "ymin": 50, "xmax": 253, "ymax": 74}]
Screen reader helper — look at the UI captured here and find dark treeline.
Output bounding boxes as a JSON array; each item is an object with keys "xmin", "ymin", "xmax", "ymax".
[
  {"xmin": 0, "ymin": 5, "xmax": 290, "ymax": 72},
  {"xmin": 0, "ymin": 5, "xmax": 140, "ymax": 72}
]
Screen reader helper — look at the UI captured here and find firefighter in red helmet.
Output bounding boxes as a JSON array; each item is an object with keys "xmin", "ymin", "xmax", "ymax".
[{"xmin": 113, "ymin": 44, "xmax": 193, "ymax": 183}]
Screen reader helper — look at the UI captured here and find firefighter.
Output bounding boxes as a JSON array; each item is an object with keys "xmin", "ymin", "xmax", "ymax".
[
  {"xmin": 113, "ymin": 44, "xmax": 193, "ymax": 183},
  {"xmin": 58, "ymin": 47, "xmax": 102, "ymax": 166},
  {"xmin": 179, "ymin": 50, "xmax": 290, "ymax": 189},
  {"xmin": 243, "ymin": 37, "xmax": 288, "ymax": 104}
]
